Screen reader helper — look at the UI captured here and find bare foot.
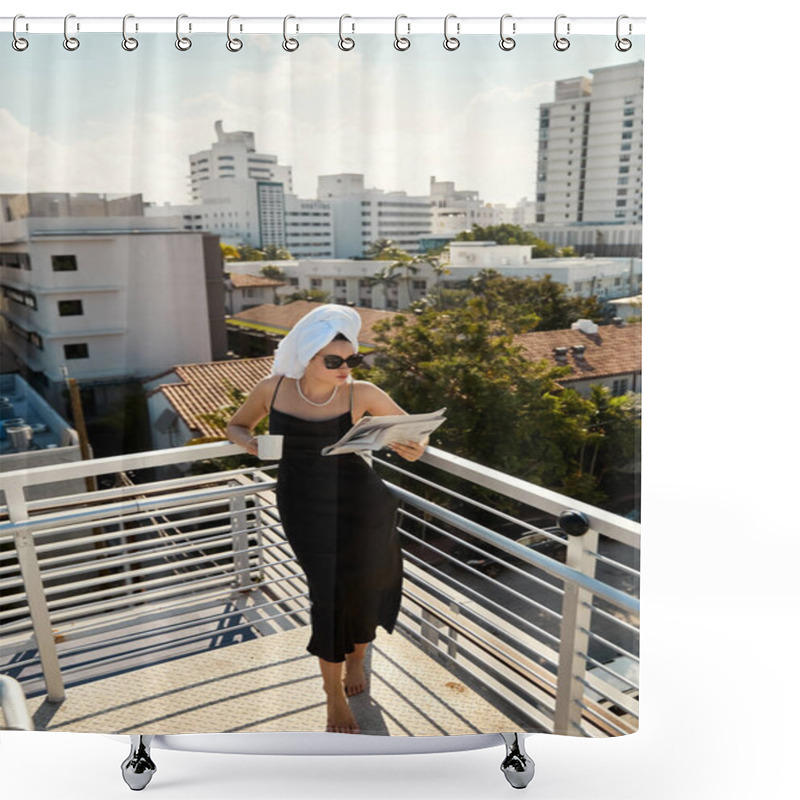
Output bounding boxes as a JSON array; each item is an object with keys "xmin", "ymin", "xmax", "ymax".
[
  {"xmin": 325, "ymin": 687, "xmax": 360, "ymax": 734},
  {"xmin": 343, "ymin": 658, "xmax": 367, "ymax": 696}
]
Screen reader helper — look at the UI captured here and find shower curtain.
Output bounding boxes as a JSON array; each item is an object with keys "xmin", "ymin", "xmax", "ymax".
[{"xmin": 0, "ymin": 20, "xmax": 642, "ymax": 741}]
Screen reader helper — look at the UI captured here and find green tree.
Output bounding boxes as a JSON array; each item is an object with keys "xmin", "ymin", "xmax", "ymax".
[
  {"xmin": 468, "ymin": 270, "xmax": 603, "ymax": 332},
  {"xmin": 368, "ymin": 304, "xmax": 639, "ymax": 505},
  {"xmin": 221, "ymin": 243, "xmax": 240, "ymax": 261},
  {"xmin": 364, "ymin": 238, "xmax": 413, "ymax": 262},
  {"xmin": 237, "ymin": 244, "xmax": 266, "ymax": 261},
  {"xmin": 261, "ymin": 244, "xmax": 293, "ymax": 261},
  {"xmin": 260, "ymin": 265, "xmax": 287, "ymax": 280},
  {"xmin": 454, "ymin": 224, "xmax": 560, "ymax": 257},
  {"xmin": 283, "ymin": 288, "xmax": 332, "ymax": 304}
]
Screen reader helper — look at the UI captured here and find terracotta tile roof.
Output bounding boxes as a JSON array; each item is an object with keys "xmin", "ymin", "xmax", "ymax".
[
  {"xmin": 513, "ymin": 323, "xmax": 641, "ymax": 384},
  {"xmin": 149, "ymin": 357, "xmax": 274, "ymax": 439},
  {"xmin": 227, "ymin": 272, "xmax": 285, "ymax": 288},
  {"xmin": 230, "ymin": 301, "xmax": 405, "ymax": 348}
]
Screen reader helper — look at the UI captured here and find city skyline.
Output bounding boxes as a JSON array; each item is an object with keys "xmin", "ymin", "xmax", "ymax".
[{"xmin": 1, "ymin": 33, "xmax": 643, "ymax": 208}]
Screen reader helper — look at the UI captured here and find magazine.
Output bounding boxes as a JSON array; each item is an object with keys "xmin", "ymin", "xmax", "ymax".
[{"xmin": 321, "ymin": 408, "xmax": 446, "ymax": 456}]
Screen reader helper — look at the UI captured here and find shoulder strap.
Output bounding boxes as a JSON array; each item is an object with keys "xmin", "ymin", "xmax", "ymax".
[{"xmin": 269, "ymin": 375, "xmax": 285, "ymax": 412}]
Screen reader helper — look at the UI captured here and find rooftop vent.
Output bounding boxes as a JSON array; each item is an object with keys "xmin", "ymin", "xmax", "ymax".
[
  {"xmin": 553, "ymin": 346, "xmax": 569, "ymax": 362},
  {"xmin": 571, "ymin": 345, "xmax": 586, "ymax": 358},
  {"xmin": 571, "ymin": 318, "xmax": 599, "ymax": 335},
  {"xmin": 612, "ymin": 316, "xmax": 625, "ymax": 326},
  {"xmin": 7, "ymin": 425, "xmax": 33, "ymax": 451}
]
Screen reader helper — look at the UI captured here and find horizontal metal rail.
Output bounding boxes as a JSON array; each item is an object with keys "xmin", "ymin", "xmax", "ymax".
[
  {"xmin": 389, "ymin": 481, "xmax": 639, "ymax": 618},
  {"xmin": 414, "ymin": 446, "xmax": 641, "ymax": 548}
]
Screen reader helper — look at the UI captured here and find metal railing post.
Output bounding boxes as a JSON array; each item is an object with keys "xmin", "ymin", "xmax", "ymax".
[
  {"xmin": 554, "ymin": 511, "xmax": 598, "ymax": 736},
  {"xmin": 230, "ymin": 488, "xmax": 250, "ymax": 589},
  {"xmin": 12, "ymin": 528, "xmax": 66, "ymax": 703}
]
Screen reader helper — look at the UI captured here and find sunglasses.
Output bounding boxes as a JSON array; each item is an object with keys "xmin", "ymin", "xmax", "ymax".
[{"xmin": 317, "ymin": 354, "xmax": 365, "ymax": 370}]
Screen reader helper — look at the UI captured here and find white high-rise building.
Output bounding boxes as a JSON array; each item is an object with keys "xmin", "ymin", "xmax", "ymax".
[
  {"xmin": 318, "ymin": 174, "xmax": 432, "ymax": 258},
  {"xmin": 148, "ymin": 122, "xmax": 335, "ymax": 256},
  {"xmin": 284, "ymin": 195, "xmax": 335, "ymax": 258},
  {"xmin": 185, "ymin": 121, "xmax": 296, "ymax": 249},
  {"xmin": 190, "ymin": 121, "xmax": 293, "ymax": 202},
  {"xmin": 429, "ymin": 177, "xmax": 508, "ymax": 237},
  {"xmin": 535, "ymin": 61, "xmax": 644, "ymax": 226}
]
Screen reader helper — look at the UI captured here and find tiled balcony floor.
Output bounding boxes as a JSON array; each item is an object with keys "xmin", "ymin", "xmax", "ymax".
[{"xmin": 24, "ymin": 626, "xmax": 526, "ymax": 737}]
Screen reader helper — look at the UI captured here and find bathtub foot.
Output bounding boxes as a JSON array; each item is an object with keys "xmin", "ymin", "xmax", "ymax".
[
  {"xmin": 121, "ymin": 735, "xmax": 156, "ymax": 791},
  {"xmin": 499, "ymin": 733, "xmax": 534, "ymax": 789}
]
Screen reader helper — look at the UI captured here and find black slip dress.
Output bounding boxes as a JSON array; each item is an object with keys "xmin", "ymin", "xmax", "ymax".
[{"xmin": 268, "ymin": 377, "xmax": 402, "ymax": 663}]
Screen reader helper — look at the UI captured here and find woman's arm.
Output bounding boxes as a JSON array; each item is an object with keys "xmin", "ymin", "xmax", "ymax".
[
  {"xmin": 356, "ymin": 381, "xmax": 428, "ymax": 462},
  {"xmin": 226, "ymin": 375, "xmax": 279, "ymax": 457}
]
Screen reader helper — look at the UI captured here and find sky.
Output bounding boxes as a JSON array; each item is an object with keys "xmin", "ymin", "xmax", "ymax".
[{"xmin": 0, "ymin": 32, "xmax": 642, "ymax": 207}]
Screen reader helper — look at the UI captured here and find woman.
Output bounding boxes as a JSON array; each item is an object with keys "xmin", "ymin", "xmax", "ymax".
[{"xmin": 226, "ymin": 305, "xmax": 425, "ymax": 735}]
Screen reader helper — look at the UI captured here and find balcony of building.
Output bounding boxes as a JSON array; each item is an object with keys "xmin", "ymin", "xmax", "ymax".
[{"xmin": 0, "ymin": 441, "xmax": 639, "ymax": 738}]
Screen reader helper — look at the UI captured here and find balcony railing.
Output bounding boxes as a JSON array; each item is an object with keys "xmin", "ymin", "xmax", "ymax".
[{"xmin": 0, "ymin": 441, "xmax": 639, "ymax": 738}]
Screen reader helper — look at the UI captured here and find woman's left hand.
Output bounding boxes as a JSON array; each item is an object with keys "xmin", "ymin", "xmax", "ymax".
[{"xmin": 389, "ymin": 440, "xmax": 426, "ymax": 462}]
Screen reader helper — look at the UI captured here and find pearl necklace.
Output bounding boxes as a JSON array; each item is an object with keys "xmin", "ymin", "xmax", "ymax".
[{"xmin": 296, "ymin": 379, "xmax": 338, "ymax": 407}]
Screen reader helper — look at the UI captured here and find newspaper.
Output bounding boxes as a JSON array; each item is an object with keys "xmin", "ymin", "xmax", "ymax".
[{"xmin": 321, "ymin": 408, "xmax": 446, "ymax": 456}]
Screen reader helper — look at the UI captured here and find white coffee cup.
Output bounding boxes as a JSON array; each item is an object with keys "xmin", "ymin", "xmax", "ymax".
[{"xmin": 257, "ymin": 434, "xmax": 284, "ymax": 461}]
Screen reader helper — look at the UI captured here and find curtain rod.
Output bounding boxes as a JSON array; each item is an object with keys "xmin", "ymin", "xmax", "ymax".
[{"xmin": 1, "ymin": 16, "xmax": 645, "ymax": 36}]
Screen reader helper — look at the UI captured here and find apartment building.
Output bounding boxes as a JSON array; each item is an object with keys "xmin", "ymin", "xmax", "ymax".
[
  {"xmin": 0, "ymin": 209, "xmax": 227, "ymax": 417},
  {"xmin": 535, "ymin": 61, "xmax": 644, "ymax": 226},
  {"xmin": 318, "ymin": 174, "xmax": 432, "ymax": 258}
]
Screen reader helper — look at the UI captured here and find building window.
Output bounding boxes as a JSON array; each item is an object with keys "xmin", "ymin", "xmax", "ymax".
[
  {"xmin": 311, "ymin": 278, "xmax": 322, "ymax": 288},
  {"xmin": 58, "ymin": 299, "xmax": 83, "ymax": 316},
  {"xmin": 52, "ymin": 255, "xmax": 78, "ymax": 271},
  {"xmin": 64, "ymin": 343, "xmax": 89, "ymax": 359},
  {"xmin": 612, "ymin": 378, "xmax": 629, "ymax": 396},
  {"xmin": 412, "ymin": 280, "xmax": 427, "ymax": 290},
  {"xmin": 0, "ymin": 252, "xmax": 32, "ymax": 270},
  {"xmin": 622, "ymin": 132, "xmax": 633, "ymax": 140},
  {"xmin": 288, "ymin": 277, "xmax": 299, "ymax": 287},
  {"xmin": 334, "ymin": 279, "xmax": 347, "ymax": 288},
  {"xmin": 616, "ymin": 200, "xmax": 627, "ymax": 207}
]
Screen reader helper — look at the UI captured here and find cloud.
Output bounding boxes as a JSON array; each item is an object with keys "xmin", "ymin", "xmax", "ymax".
[{"xmin": 1, "ymin": 40, "xmax": 551, "ymax": 206}]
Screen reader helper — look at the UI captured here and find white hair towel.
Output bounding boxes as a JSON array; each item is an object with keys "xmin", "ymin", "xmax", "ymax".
[{"xmin": 270, "ymin": 304, "xmax": 362, "ymax": 378}]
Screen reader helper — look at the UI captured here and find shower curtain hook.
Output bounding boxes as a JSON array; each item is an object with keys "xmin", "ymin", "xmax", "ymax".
[
  {"xmin": 338, "ymin": 15, "xmax": 355, "ymax": 51},
  {"xmin": 553, "ymin": 14, "xmax": 570, "ymax": 51},
  {"xmin": 394, "ymin": 15, "xmax": 410, "ymax": 50},
  {"xmin": 63, "ymin": 13, "xmax": 80, "ymax": 51},
  {"xmin": 443, "ymin": 14, "xmax": 460, "ymax": 51},
  {"xmin": 226, "ymin": 15, "xmax": 243, "ymax": 51},
  {"xmin": 12, "ymin": 15, "xmax": 29, "ymax": 51},
  {"xmin": 615, "ymin": 15, "xmax": 632, "ymax": 51},
  {"xmin": 175, "ymin": 14, "xmax": 192, "ymax": 50},
  {"xmin": 283, "ymin": 15, "xmax": 299, "ymax": 52},
  {"xmin": 122, "ymin": 15, "xmax": 139, "ymax": 51},
  {"xmin": 499, "ymin": 14, "xmax": 516, "ymax": 51}
]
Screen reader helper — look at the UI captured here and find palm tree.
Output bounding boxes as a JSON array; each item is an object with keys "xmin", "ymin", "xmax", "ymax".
[
  {"xmin": 262, "ymin": 244, "xmax": 293, "ymax": 261},
  {"xmin": 364, "ymin": 238, "xmax": 412, "ymax": 262},
  {"xmin": 368, "ymin": 264, "xmax": 401, "ymax": 309}
]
